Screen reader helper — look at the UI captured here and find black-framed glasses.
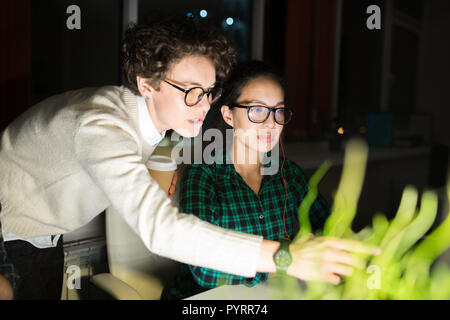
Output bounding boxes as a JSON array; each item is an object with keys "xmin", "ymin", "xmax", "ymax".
[
  {"xmin": 163, "ymin": 79, "xmax": 223, "ymax": 107},
  {"xmin": 231, "ymin": 104, "xmax": 293, "ymax": 125}
]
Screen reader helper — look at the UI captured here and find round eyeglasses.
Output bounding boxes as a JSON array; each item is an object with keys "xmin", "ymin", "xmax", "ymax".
[
  {"xmin": 163, "ymin": 79, "xmax": 223, "ymax": 107},
  {"xmin": 231, "ymin": 104, "xmax": 293, "ymax": 125}
]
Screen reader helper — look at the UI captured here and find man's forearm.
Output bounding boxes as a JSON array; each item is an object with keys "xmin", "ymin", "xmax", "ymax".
[{"xmin": 255, "ymin": 239, "xmax": 279, "ymax": 273}]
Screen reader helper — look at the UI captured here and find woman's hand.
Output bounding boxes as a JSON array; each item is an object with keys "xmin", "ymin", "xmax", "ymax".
[
  {"xmin": 168, "ymin": 171, "xmax": 178, "ymax": 199},
  {"xmin": 286, "ymin": 236, "xmax": 380, "ymax": 285}
]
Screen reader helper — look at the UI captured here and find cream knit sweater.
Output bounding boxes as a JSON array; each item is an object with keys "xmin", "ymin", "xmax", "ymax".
[{"xmin": 0, "ymin": 86, "xmax": 262, "ymax": 277}]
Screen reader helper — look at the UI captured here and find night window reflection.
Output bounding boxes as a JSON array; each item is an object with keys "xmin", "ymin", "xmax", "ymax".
[{"xmin": 139, "ymin": 0, "xmax": 253, "ymax": 61}]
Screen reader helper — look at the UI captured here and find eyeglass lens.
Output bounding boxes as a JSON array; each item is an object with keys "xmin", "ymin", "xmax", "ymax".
[
  {"xmin": 186, "ymin": 87, "xmax": 223, "ymax": 106},
  {"xmin": 248, "ymin": 106, "xmax": 292, "ymax": 124}
]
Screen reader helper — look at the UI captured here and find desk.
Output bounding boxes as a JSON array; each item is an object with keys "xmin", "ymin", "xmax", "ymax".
[
  {"xmin": 186, "ymin": 276, "xmax": 305, "ymax": 300},
  {"xmin": 186, "ymin": 283, "xmax": 274, "ymax": 300}
]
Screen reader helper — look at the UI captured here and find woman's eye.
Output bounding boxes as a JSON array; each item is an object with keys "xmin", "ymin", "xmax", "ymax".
[{"xmin": 253, "ymin": 107, "xmax": 266, "ymax": 113}]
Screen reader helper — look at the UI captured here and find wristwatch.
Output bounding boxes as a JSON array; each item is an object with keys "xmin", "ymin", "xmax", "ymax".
[{"xmin": 273, "ymin": 239, "xmax": 293, "ymax": 273}]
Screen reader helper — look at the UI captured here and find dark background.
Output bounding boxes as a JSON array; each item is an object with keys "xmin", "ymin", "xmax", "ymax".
[{"xmin": 1, "ymin": 0, "xmax": 449, "ymax": 144}]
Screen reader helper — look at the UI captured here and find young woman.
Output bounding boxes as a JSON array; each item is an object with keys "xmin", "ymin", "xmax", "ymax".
[{"xmin": 162, "ymin": 61, "xmax": 337, "ymax": 300}]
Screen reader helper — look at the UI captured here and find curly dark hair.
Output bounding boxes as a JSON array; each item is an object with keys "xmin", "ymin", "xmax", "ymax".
[{"xmin": 121, "ymin": 17, "xmax": 237, "ymax": 95}]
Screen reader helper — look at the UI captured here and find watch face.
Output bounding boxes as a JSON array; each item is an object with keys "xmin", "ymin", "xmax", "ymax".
[{"xmin": 275, "ymin": 250, "xmax": 292, "ymax": 269}]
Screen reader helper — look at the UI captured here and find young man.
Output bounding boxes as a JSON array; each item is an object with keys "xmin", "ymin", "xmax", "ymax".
[{"xmin": 0, "ymin": 18, "xmax": 378, "ymax": 299}]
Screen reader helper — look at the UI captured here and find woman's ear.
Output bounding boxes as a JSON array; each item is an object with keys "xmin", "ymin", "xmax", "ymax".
[
  {"xmin": 136, "ymin": 76, "xmax": 154, "ymax": 100},
  {"xmin": 221, "ymin": 105, "xmax": 234, "ymax": 128}
]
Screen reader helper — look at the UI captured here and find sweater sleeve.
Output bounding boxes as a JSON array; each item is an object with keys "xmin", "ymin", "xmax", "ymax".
[
  {"xmin": 73, "ymin": 114, "xmax": 262, "ymax": 277},
  {"xmin": 179, "ymin": 165, "xmax": 267, "ymax": 287}
]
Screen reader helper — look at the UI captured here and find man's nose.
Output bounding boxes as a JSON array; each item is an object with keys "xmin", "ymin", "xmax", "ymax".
[{"xmin": 196, "ymin": 94, "xmax": 211, "ymax": 113}]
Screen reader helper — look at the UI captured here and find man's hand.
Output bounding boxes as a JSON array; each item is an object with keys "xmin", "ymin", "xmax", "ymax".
[
  {"xmin": 168, "ymin": 171, "xmax": 178, "ymax": 199},
  {"xmin": 287, "ymin": 237, "xmax": 380, "ymax": 285}
]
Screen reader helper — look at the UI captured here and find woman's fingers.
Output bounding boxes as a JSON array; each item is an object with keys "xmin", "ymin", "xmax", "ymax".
[
  {"xmin": 168, "ymin": 186, "xmax": 175, "ymax": 198},
  {"xmin": 323, "ymin": 272, "xmax": 342, "ymax": 285},
  {"xmin": 323, "ymin": 248, "xmax": 366, "ymax": 270},
  {"xmin": 168, "ymin": 171, "xmax": 178, "ymax": 199},
  {"xmin": 289, "ymin": 237, "xmax": 381, "ymax": 285},
  {"xmin": 293, "ymin": 237, "xmax": 375, "ymax": 267},
  {"xmin": 323, "ymin": 262, "xmax": 354, "ymax": 277},
  {"xmin": 325, "ymin": 238, "xmax": 381, "ymax": 256},
  {"xmin": 171, "ymin": 171, "xmax": 178, "ymax": 189},
  {"xmin": 319, "ymin": 262, "xmax": 355, "ymax": 285},
  {"xmin": 172, "ymin": 171, "xmax": 178, "ymax": 185}
]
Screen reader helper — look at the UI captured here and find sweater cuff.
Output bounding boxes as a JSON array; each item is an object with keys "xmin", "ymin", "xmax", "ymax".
[
  {"xmin": 190, "ymin": 222, "xmax": 263, "ymax": 278},
  {"xmin": 149, "ymin": 213, "xmax": 263, "ymax": 279}
]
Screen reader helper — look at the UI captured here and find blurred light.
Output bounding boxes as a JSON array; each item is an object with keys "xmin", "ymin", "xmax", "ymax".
[
  {"xmin": 226, "ymin": 17, "xmax": 234, "ymax": 26},
  {"xmin": 338, "ymin": 127, "xmax": 345, "ymax": 135},
  {"xmin": 186, "ymin": 12, "xmax": 194, "ymax": 19},
  {"xmin": 200, "ymin": 10, "xmax": 208, "ymax": 18}
]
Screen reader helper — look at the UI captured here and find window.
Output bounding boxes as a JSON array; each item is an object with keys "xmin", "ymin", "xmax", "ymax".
[{"xmin": 138, "ymin": 0, "xmax": 254, "ymax": 61}]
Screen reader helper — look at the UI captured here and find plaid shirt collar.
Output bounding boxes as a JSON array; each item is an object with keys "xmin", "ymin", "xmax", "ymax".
[{"xmin": 214, "ymin": 149, "xmax": 280, "ymax": 182}]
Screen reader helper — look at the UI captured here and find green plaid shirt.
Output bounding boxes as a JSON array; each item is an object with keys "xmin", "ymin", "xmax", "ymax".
[{"xmin": 162, "ymin": 153, "xmax": 330, "ymax": 300}]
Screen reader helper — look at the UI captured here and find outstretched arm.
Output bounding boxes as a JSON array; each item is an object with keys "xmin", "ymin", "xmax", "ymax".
[{"xmin": 256, "ymin": 237, "xmax": 379, "ymax": 284}]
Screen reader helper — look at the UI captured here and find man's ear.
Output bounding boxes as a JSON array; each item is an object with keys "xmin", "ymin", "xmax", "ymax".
[
  {"xmin": 136, "ymin": 76, "xmax": 155, "ymax": 99},
  {"xmin": 221, "ymin": 105, "xmax": 234, "ymax": 128}
]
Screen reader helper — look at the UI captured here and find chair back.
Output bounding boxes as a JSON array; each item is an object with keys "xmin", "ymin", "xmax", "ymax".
[{"xmin": 105, "ymin": 205, "xmax": 180, "ymax": 299}]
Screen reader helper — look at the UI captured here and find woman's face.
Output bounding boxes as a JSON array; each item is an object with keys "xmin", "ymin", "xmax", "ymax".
[
  {"xmin": 222, "ymin": 76, "xmax": 285, "ymax": 155},
  {"xmin": 145, "ymin": 55, "xmax": 217, "ymax": 138}
]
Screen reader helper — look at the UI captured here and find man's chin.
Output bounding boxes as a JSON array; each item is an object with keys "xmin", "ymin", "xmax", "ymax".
[{"xmin": 173, "ymin": 126, "xmax": 202, "ymax": 138}]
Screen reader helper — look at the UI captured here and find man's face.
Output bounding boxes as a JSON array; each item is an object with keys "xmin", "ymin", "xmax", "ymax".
[{"xmin": 151, "ymin": 55, "xmax": 216, "ymax": 138}]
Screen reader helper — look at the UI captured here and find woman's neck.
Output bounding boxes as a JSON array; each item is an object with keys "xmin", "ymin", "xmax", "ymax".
[{"xmin": 230, "ymin": 137, "xmax": 264, "ymax": 178}]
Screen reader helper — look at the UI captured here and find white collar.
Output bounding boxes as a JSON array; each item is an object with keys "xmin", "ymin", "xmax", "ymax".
[{"xmin": 137, "ymin": 96, "xmax": 166, "ymax": 146}]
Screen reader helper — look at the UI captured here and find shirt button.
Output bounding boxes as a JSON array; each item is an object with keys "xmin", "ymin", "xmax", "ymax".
[{"xmin": 259, "ymin": 214, "xmax": 264, "ymax": 219}]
